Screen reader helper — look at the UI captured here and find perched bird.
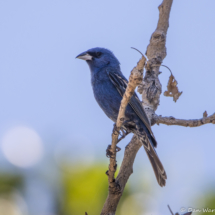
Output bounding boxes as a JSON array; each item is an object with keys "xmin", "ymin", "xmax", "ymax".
[{"xmin": 76, "ymin": 47, "xmax": 167, "ymax": 187}]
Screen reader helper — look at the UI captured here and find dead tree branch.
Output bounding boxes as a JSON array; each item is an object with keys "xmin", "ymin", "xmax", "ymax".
[
  {"xmin": 101, "ymin": 1, "xmax": 173, "ymax": 214},
  {"xmin": 99, "ymin": 0, "xmax": 214, "ymax": 214},
  {"xmin": 152, "ymin": 112, "xmax": 215, "ymax": 127}
]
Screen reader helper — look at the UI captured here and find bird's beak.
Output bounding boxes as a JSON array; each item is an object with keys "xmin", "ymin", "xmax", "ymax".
[{"xmin": 76, "ymin": 52, "xmax": 93, "ymax": 61}]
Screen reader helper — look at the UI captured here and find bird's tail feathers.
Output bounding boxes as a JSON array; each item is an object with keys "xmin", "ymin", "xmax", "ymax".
[
  {"xmin": 135, "ymin": 130, "xmax": 167, "ymax": 187},
  {"xmin": 144, "ymin": 143, "xmax": 167, "ymax": 187}
]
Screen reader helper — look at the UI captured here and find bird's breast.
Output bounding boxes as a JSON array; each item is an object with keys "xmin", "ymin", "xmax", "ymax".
[{"xmin": 92, "ymin": 77, "xmax": 121, "ymax": 122}]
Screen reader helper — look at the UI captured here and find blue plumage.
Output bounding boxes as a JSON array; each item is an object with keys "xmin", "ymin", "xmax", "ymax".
[{"xmin": 76, "ymin": 47, "xmax": 167, "ymax": 187}]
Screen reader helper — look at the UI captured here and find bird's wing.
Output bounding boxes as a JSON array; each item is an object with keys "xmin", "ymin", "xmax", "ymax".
[
  {"xmin": 107, "ymin": 70, "xmax": 167, "ymax": 186},
  {"xmin": 107, "ymin": 70, "xmax": 157, "ymax": 147}
]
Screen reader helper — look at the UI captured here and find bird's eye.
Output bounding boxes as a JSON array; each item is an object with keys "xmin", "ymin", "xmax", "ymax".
[{"xmin": 96, "ymin": 52, "xmax": 102, "ymax": 57}]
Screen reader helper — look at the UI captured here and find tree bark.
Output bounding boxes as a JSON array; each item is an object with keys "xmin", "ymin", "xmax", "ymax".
[{"xmin": 138, "ymin": 0, "xmax": 173, "ymax": 121}]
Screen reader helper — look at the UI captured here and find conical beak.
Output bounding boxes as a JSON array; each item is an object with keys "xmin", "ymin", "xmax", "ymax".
[{"xmin": 76, "ymin": 52, "xmax": 93, "ymax": 61}]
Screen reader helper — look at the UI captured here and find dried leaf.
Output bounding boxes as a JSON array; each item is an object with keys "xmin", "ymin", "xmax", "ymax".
[
  {"xmin": 163, "ymin": 73, "xmax": 182, "ymax": 102},
  {"xmin": 203, "ymin": 111, "xmax": 208, "ymax": 118}
]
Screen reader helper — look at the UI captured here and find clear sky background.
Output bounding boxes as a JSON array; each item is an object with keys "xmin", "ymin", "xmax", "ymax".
[{"xmin": 0, "ymin": 0, "xmax": 215, "ymax": 214}]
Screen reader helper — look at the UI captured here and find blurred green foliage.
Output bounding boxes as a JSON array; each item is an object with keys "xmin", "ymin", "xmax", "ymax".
[
  {"xmin": 197, "ymin": 189, "xmax": 215, "ymax": 215},
  {"xmin": 59, "ymin": 162, "xmax": 134, "ymax": 215},
  {"xmin": 0, "ymin": 173, "xmax": 23, "ymax": 194},
  {"xmin": 0, "ymin": 173, "xmax": 24, "ymax": 215}
]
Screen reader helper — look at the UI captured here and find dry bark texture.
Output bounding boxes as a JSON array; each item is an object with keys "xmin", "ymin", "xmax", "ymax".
[{"xmin": 138, "ymin": 0, "xmax": 173, "ymax": 122}]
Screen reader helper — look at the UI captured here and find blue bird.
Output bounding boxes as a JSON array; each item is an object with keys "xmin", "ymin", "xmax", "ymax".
[{"xmin": 76, "ymin": 47, "xmax": 167, "ymax": 187}]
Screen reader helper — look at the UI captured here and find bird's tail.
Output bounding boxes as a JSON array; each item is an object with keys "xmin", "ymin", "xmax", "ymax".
[
  {"xmin": 144, "ymin": 141, "xmax": 167, "ymax": 187},
  {"xmin": 135, "ymin": 129, "xmax": 167, "ymax": 187}
]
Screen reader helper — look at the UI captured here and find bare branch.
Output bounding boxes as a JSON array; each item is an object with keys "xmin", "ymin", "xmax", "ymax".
[{"xmin": 152, "ymin": 112, "xmax": 215, "ymax": 127}]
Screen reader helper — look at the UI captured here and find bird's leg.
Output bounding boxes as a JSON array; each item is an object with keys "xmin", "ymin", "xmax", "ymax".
[
  {"xmin": 116, "ymin": 119, "xmax": 135, "ymax": 143},
  {"xmin": 106, "ymin": 122, "xmax": 132, "ymax": 157},
  {"xmin": 113, "ymin": 121, "xmax": 132, "ymax": 144},
  {"xmin": 117, "ymin": 129, "xmax": 130, "ymax": 143}
]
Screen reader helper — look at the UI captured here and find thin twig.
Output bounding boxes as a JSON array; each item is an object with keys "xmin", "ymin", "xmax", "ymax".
[
  {"xmin": 131, "ymin": 47, "xmax": 144, "ymax": 56},
  {"xmin": 161, "ymin": 64, "xmax": 173, "ymax": 75},
  {"xmin": 168, "ymin": 205, "xmax": 174, "ymax": 215}
]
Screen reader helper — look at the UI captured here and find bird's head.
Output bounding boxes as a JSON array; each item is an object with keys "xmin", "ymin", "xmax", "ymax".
[{"xmin": 76, "ymin": 47, "xmax": 120, "ymax": 71}]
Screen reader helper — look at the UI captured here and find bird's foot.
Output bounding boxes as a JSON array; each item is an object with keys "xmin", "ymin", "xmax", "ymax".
[
  {"xmin": 106, "ymin": 145, "xmax": 112, "ymax": 158},
  {"xmin": 106, "ymin": 145, "xmax": 121, "ymax": 158},
  {"xmin": 117, "ymin": 128, "xmax": 130, "ymax": 143},
  {"xmin": 113, "ymin": 123, "xmax": 131, "ymax": 143}
]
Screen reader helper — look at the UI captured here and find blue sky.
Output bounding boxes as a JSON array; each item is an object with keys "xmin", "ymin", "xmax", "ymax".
[{"xmin": 0, "ymin": 0, "xmax": 215, "ymax": 214}]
